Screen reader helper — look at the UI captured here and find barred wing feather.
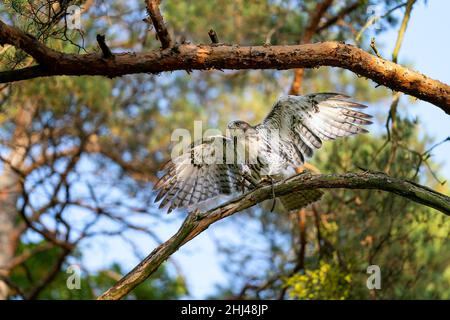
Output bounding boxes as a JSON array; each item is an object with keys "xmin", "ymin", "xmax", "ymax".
[
  {"xmin": 259, "ymin": 93, "xmax": 372, "ymax": 166},
  {"xmin": 154, "ymin": 135, "xmax": 244, "ymax": 213}
]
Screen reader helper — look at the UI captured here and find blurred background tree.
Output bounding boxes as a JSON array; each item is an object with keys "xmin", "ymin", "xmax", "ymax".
[{"xmin": 0, "ymin": 0, "xmax": 448, "ymax": 299}]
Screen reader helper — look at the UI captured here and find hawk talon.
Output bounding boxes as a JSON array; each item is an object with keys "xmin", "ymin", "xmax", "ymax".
[
  {"xmin": 270, "ymin": 198, "xmax": 277, "ymax": 212},
  {"xmin": 259, "ymin": 176, "xmax": 280, "ymax": 186},
  {"xmin": 242, "ymin": 173, "xmax": 259, "ymax": 188},
  {"xmin": 261, "ymin": 176, "xmax": 277, "ymax": 212}
]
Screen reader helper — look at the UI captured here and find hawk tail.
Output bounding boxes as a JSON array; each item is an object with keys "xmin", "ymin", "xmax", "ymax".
[{"xmin": 279, "ymin": 189, "xmax": 324, "ymax": 211}]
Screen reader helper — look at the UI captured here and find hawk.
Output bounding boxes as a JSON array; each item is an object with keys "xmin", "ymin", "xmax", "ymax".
[{"xmin": 154, "ymin": 93, "xmax": 372, "ymax": 213}]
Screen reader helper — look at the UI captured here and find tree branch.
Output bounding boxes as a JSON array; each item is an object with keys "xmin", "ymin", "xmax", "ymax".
[
  {"xmin": 289, "ymin": 0, "xmax": 334, "ymax": 95},
  {"xmin": 392, "ymin": 0, "xmax": 416, "ymax": 63},
  {"xmin": 317, "ymin": 0, "xmax": 363, "ymax": 32},
  {"xmin": 97, "ymin": 171, "xmax": 450, "ymax": 300},
  {"xmin": 96, "ymin": 34, "xmax": 114, "ymax": 59},
  {"xmin": 0, "ymin": 18, "xmax": 449, "ymax": 112},
  {"xmin": 144, "ymin": 0, "xmax": 172, "ymax": 49},
  {"xmin": 208, "ymin": 29, "xmax": 219, "ymax": 44},
  {"xmin": 0, "ymin": 20, "xmax": 61, "ymax": 64},
  {"xmin": 0, "ymin": 38, "xmax": 448, "ymax": 113}
]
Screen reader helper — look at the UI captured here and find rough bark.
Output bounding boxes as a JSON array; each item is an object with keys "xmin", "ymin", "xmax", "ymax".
[
  {"xmin": 98, "ymin": 171, "xmax": 450, "ymax": 300},
  {"xmin": 0, "ymin": 103, "xmax": 34, "ymax": 300},
  {"xmin": 0, "ymin": 169, "xmax": 18, "ymax": 299},
  {"xmin": 145, "ymin": 0, "xmax": 172, "ymax": 49},
  {"xmin": 0, "ymin": 20, "xmax": 449, "ymax": 113}
]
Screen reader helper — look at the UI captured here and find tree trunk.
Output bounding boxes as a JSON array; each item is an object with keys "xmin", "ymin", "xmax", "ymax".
[
  {"xmin": 0, "ymin": 103, "xmax": 34, "ymax": 299},
  {"xmin": 0, "ymin": 166, "xmax": 22, "ymax": 299}
]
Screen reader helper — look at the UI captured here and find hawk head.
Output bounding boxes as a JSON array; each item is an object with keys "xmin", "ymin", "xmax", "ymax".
[{"xmin": 227, "ymin": 120, "xmax": 256, "ymax": 137}]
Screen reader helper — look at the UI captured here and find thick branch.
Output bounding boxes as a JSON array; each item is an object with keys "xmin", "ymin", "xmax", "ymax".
[
  {"xmin": 145, "ymin": 0, "xmax": 172, "ymax": 49},
  {"xmin": 98, "ymin": 171, "xmax": 450, "ymax": 300},
  {"xmin": 0, "ymin": 18, "xmax": 448, "ymax": 112},
  {"xmin": 0, "ymin": 20, "xmax": 61, "ymax": 64},
  {"xmin": 0, "ymin": 41, "xmax": 448, "ymax": 113}
]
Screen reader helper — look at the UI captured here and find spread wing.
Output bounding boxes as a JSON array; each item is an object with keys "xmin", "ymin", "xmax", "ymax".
[
  {"xmin": 257, "ymin": 93, "xmax": 372, "ymax": 166},
  {"xmin": 153, "ymin": 135, "xmax": 246, "ymax": 213}
]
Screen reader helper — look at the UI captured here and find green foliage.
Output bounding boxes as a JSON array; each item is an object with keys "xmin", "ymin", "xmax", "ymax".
[{"xmin": 285, "ymin": 261, "xmax": 352, "ymax": 300}]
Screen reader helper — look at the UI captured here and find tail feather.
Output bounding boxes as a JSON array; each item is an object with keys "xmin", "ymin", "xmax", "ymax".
[{"xmin": 279, "ymin": 189, "xmax": 324, "ymax": 211}]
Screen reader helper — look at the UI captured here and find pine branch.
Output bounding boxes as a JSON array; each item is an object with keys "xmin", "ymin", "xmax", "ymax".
[
  {"xmin": 98, "ymin": 171, "xmax": 450, "ymax": 300},
  {"xmin": 144, "ymin": 0, "xmax": 172, "ymax": 49},
  {"xmin": 0, "ymin": 28, "xmax": 448, "ymax": 113}
]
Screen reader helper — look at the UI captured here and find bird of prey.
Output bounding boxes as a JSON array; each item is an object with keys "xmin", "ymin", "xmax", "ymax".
[{"xmin": 154, "ymin": 93, "xmax": 372, "ymax": 213}]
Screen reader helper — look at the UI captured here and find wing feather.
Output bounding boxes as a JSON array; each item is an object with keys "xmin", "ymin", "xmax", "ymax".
[
  {"xmin": 154, "ymin": 135, "xmax": 247, "ymax": 212},
  {"xmin": 156, "ymin": 93, "xmax": 372, "ymax": 212},
  {"xmin": 258, "ymin": 93, "xmax": 372, "ymax": 167}
]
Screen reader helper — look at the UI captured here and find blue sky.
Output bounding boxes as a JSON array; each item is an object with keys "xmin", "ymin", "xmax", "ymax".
[
  {"xmin": 81, "ymin": 1, "xmax": 450, "ymax": 299},
  {"xmin": 376, "ymin": 0, "xmax": 450, "ymax": 178}
]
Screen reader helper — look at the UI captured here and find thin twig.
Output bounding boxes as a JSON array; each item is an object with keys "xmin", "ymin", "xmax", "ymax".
[
  {"xmin": 144, "ymin": 0, "xmax": 172, "ymax": 49},
  {"xmin": 317, "ymin": 0, "xmax": 363, "ymax": 32},
  {"xmin": 392, "ymin": 0, "xmax": 416, "ymax": 63},
  {"xmin": 370, "ymin": 38, "xmax": 382, "ymax": 58},
  {"xmin": 208, "ymin": 29, "xmax": 219, "ymax": 44},
  {"xmin": 96, "ymin": 34, "xmax": 114, "ymax": 59},
  {"xmin": 385, "ymin": 0, "xmax": 416, "ymax": 173}
]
